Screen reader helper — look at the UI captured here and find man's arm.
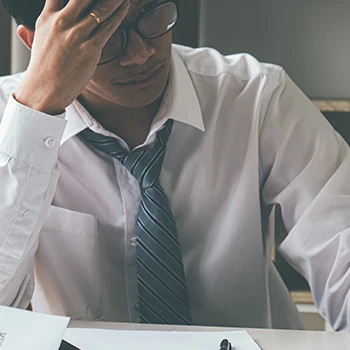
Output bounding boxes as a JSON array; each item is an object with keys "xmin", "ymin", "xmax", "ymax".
[
  {"xmin": 260, "ymin": 69, "xmax": 350, "ymax": 330},
  {"xmin": 0, "ymin": 96, "xmax": 66, "ymax": 307},
  {"xmin": 0, "ymin": 0, "xmax": 131, "ymax": 306}
]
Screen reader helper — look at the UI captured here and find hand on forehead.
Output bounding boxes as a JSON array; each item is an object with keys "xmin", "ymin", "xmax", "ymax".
[
  {"xmin": 129, "ymin": 0, "xmax": 143, "ymax": 6},
  {"xmin": 128, "ymin": 0, "xmax": 144, "ymax": 12}
]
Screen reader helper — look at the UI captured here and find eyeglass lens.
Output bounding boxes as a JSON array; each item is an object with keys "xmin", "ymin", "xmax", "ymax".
[{"xmin": 99, "ymin": 2, "xmax": 178, "ymax": 65}]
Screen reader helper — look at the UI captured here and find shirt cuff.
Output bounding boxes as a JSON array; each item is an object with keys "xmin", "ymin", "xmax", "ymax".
[{"xmin": 0, "ymin": 95, "xmax": 67, "ymax": 169}]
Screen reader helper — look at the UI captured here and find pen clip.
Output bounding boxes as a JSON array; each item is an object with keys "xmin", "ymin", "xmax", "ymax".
[{"xmin": 219, "ymin": 338, "xmax": 232, "ymax": 350}]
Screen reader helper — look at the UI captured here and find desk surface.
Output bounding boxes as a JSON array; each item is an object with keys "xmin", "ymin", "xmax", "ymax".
[{"xmin": 69, "ymin": 321, "xmax": 350, "ymax": 350}]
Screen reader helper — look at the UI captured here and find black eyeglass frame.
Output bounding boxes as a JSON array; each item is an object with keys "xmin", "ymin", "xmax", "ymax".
[{"xmin": 98, "ymin": 0, "xmax": 180, "ymax": 65}]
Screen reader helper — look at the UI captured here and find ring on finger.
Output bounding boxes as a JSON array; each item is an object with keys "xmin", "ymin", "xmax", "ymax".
[{"xmin": 89, "ymin": 11, "xmax": 102, "ymax": 25}]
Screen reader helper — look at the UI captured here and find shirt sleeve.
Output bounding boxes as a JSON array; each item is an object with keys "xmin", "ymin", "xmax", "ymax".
[
  {"xmin": 0, "ymin": 95, "xmax": 67, "ymax": 307},
  {"xmin": 260, "ymin": 69, "xmax": 350, "ymax": 331}
]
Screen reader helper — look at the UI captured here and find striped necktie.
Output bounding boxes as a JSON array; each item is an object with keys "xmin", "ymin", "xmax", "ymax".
[{"xmin": 80, "ymin": 120, "xmax": 192, "ymax": 325}]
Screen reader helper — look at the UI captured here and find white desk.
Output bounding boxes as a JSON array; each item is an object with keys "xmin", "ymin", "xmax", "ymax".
[{"xmin": 69, "ymin": 321, "xmax": 350, "ymax": 350}]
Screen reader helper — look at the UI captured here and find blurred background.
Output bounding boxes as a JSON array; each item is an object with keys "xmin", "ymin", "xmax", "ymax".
[
  {"xmin": 1, "ymin": 0, "xmax": 350, "ymax": 331},
  {"xmin": 2, "ymin": 0, "xmax": 350, "ymax": 100},
  {"xmin": 173, "ymin": 0, "xmax": 350, "ymax": 100}
]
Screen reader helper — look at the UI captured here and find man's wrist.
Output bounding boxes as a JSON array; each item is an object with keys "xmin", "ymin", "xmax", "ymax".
[{"xmin": 13, "ymin": 91, "xmax": 66, "ymax": 116}]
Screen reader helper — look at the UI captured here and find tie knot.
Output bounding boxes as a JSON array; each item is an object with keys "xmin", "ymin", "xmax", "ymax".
[{"xmin": 80, "ymin": 119, "xmax": 174, "ymax": 189}]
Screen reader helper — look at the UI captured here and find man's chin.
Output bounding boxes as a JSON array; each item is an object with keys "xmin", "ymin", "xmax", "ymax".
[
  {"xmin": 111, "ymin": 89, "xmax": 164, "ymax": 109},
  {"xmin": 111, "ymin": 78, "xmax": 168, "ymax": 108}
]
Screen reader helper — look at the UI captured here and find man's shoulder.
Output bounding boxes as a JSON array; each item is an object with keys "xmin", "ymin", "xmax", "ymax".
[
  {"xmin": 172, "ymin": 44, "xmax": 283, "ymax": 83},
  {"xmin": 0, "ymin": 72, "xmax": 23, "ymax": 120}
]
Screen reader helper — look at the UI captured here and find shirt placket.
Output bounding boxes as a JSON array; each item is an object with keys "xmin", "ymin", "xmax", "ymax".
[{"xmin": 116, "ymin": 163, "xmax": 142, "ymax": 322}]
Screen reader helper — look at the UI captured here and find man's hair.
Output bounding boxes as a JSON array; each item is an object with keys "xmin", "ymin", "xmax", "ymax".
[{"xmin": 1, "ymin": 0, "xmax": 46, "ymax": 31}]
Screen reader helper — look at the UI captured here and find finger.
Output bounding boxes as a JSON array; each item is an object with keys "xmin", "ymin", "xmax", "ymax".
[
  {"xmin": 92, "ymin": 0, "xmax": 130, "ymax": 46},
  {"xmin": 43, "ymin": 0, "xmax": 68, "ymax": 12},
  {"xmin": 63, "ymin": 0, "xmax": 95, "ymax": 18},
  {"xmin": 82, "ymin": 0, "xmax": 129, "ymax": 32}
]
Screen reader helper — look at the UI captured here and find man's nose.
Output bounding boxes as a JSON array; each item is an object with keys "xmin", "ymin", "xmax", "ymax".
[{"xmin": 119, "ymin": 30, "xmax": 156, "ymax": 67}]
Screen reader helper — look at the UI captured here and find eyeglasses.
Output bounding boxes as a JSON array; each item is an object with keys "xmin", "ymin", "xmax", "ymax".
[{"xmin": 98, "ymin": 0, "xmax": 179, "ymax": 65}]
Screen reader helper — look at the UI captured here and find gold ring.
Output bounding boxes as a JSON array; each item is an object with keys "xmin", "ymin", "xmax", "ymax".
[{"xmin": 89, "ymin": 11, "xmax": 102, "ymax": 25}]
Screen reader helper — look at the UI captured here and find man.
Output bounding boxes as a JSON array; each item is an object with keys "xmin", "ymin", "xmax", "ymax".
[{"xmin": 1, "ymin": 0, "xmax": 350, "ymax": 330}]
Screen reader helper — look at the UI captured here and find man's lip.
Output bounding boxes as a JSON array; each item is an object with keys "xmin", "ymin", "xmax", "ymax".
[{"xmin": 116, "ymin": 65, "xmax": 163, "ymax": 85}]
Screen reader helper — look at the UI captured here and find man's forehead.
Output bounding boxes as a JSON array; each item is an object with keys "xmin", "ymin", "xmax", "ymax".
[
  {"xmin": 128, "ymin": 0, "xmax": 153, "ymax": 15},
  {"xmin": 121, "ymin": 0, "xmax": 147, "ymax": 22},
  {"xmin": 129, "ymin": 0, "xmax": 146, "ymax": 9}
]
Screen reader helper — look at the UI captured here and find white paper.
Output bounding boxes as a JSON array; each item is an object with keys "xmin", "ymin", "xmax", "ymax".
[
  {"xmin": 64, "ymin": 328, "xmax": 261, "ymax": 350},
  {"xmin": 0, "ymin": 306, "xmax": 69, "ymax": 350}
]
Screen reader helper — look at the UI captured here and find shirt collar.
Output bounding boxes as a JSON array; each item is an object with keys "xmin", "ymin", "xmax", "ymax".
[
  {"xmin": 60, "ymin": 46, "xmax": 204, "ymax": 146},
  {"xmin": 166, "ymin": 48, "xmax": 205, "ymax": 131}
]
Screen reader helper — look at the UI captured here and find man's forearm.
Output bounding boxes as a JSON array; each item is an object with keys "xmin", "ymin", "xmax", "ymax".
[{"xmin": 0, "ymin": 95, "xmax": 66, "ymax": 306}]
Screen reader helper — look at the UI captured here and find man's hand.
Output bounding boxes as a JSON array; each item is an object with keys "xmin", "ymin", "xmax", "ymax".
[{"xmin": 15, "ymin": 0, "xmax": 131, "ymax": 115}]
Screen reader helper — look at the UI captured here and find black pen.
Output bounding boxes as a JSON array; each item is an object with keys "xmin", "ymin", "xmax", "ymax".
[{"xmin": 219, "ymin": 338, "xmax": 232, "ymax": 350}]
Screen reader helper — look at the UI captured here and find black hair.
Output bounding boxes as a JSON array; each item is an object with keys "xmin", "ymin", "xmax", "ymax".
[{"xmin": 1, "ymin": 0, "xmax": 46, "ymax": 31}]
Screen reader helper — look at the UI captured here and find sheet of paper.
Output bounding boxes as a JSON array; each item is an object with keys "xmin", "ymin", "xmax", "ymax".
[
  {"xmin": 64, "ymin": 328, "xmax": 261, "ymax": 350},
  {"xmin": 0, "ymin": 306, "xmax": 69, "ymax": 350}
]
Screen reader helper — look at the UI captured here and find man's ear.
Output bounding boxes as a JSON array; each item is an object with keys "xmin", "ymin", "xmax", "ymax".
[{"xmin": 17, "ymin": 25, "xmax": 35, "ymax": 50}]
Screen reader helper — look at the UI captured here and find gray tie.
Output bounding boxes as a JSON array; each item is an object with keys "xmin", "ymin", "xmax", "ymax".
[{"xmin": 80, "ymin": 120, "xmax": 192, "ymax": 325}]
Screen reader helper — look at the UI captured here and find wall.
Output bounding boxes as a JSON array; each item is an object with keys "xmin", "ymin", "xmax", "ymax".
[
  {"xmin": 198, "ymin": 0, "xmax": 350, "ymax": 99},
  {"xmin": 0, "ymin": 5, "xmax": 31, "ymax": 75},
  {"xmin": 0, "ymin": 6, "xmax": 11, "ymax": 76},
  {"xmin": 172, "ymin": 0, "xmax": 200, "ymax": 48}
]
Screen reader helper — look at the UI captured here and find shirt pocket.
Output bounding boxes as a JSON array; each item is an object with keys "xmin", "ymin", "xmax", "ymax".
[{"xmin": 34, "ymin": 205, "xmax": 103, "ymax": 321}]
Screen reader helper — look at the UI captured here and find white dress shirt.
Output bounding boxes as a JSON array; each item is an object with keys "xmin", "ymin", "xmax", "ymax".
[{"xmin": 1, "ymin": 44, "xmax": 350, "ymax": 331}]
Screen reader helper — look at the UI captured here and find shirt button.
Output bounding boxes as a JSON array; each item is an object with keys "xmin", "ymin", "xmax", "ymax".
[
  {"xmin": 135, "ymin": 302, "xmax": 140, "ymax": 312},
  {"xmin": 130, "ymin": 237, "xmax": 138, "ymax": 247},
  {"xmin": 23, "ymin": 211, "xmax": 32, "ymax": 220},
  {"xmin": 44, "ymin": 137, "xmax": 56, "ymax": 148}
]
